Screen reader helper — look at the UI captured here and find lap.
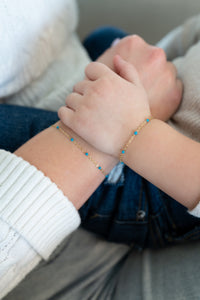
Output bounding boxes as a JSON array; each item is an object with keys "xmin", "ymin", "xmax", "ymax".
[
  {"xmin": 4, "ymin": 228, "xmax": 130, "ymax": 300},
  {"xmin": 115, "ymin": 241, "xmax": 200, "ymax": 300},
  {"xmin": 5, "ymin": 227, "xmax": 200, "ymax": 300}
]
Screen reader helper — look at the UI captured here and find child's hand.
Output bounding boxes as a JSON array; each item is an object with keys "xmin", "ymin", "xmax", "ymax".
[
  {"xmin": 97, "ymin": 35, "xmax": 183, "ymax": 121},
  {"xmin": 58, "ymin": 55, "xmax": 150, "ymax": 157}
]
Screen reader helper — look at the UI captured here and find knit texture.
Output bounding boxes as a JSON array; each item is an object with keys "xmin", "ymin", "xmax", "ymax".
[
  {"xmin": 0, "ymin": 0, "xmax": 90, "ymax": 111},
  {"xmin": 188, "ymin": 203, "xmax": 200, "ymax": 218},
  {"xmin": 0, "ymin": 219, "xmax": 41, "ymax": 299},
  {"xmin": 0, "ymin": 150, "xmax": 81, "ymax": 260},
  {"xmin": 157, "ymin": 14, "xmax": 200, "ymax": 218},
  {"xmin": 158, "ymin": 14, "xmax": 200, "ymax": 143}
]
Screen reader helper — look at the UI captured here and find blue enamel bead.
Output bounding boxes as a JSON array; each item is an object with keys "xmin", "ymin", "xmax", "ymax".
[
  {"xmin": 70, "ymin": 138, "xmax": 74, "ymax": 142},
  {"xmin": 85, "ymin": 152, "xmax": 89, "ymax": 156},
  {"xmin": 122, "ymin": 150, "xmax": 125, "ymax": 154},
  {"xmin": 134, "ymin": 131, "xmax": 138, "ymax": 135}
]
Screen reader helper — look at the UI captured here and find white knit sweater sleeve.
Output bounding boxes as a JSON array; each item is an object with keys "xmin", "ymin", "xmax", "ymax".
[
  {"xmin": 188, "ymin": 204, "xmax": 200, "ymax": 218},
  {"xmin": 0, "ymin": 149, "xmax": 80, "ymax": 299}
]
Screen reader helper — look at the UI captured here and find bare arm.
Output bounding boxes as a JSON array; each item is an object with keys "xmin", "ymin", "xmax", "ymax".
[
  {"xmin": 15, "ymin": 120, "xmax": 117, "ymax": 210},
  {"xmin": 14, "ymin": 35, "xmax": 183, "ymax": 210},
  {"xmin": 0, "ymin": 97, "xmax": 117, "ymax": 300},
  {"xmin": 122, "ymin": 119, "xmax": 200, "ymax": 210},
  {"xmin": 59, "ymin": 56, "xmax": 200, "ymax": 211}
]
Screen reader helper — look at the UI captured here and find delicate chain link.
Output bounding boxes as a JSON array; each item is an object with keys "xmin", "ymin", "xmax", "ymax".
[
  {"xmin": 52, "ymin": 124, "xmax": 108, "ymax": 177},
  {"xmin": 119, "ymin": 116, "xmax": 153, "ymax": 162}
]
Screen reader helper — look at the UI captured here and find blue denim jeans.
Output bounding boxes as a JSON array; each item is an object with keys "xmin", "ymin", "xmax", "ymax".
[{"xmin": 1, "ymin": 27, "xmax": 200, "ymax": 250}]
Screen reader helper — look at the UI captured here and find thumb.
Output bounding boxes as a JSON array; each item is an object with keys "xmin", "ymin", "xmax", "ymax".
[{"xmin": 113, "ymin": 54, "xmax": 141, "ymax": 86}]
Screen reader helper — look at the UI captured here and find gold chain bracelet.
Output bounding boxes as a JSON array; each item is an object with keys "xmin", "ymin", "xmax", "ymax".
[
  {"xmin": 52, "ymin": 124, "xmax": 108, "ymax": 178},
  {"xmin": 119, "ymin": 116, "xmax": 153, "ymax": 162}
]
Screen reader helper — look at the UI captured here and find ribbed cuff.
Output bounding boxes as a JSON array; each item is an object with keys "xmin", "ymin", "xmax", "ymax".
[
  {"xmin": 0, "ymin": 150, "xmax": 81, "ymax": 260},
  {"xmin": 188, "ymin": 202, "xmax": 200, "ymax": 218}
]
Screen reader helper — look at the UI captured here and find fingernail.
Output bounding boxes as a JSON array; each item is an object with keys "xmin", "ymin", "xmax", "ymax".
[{"xmin": 111, "ymin": 38, "xmax": 120, "ymax": 47}]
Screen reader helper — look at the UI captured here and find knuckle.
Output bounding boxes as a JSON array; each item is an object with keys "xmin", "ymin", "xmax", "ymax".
[
  {"xmin": 93, "ymin": 78, "xmax": 110, "ymax": 96},
  {"xmin": 121, "ymin": 35, "xmax": 145, "ymax": 50},
  {"xmin": 148, "ymin": 47, "xmax": 166, "ymax": 65},
  {"xmin": 65, "ymin": 94, "xmax": 72, "ymax": 105},
  {"xmin": 131, "ymin": 34, "xmax": 146, "ymax": 44},
  {"xmin": 66, "ymin": 93, "xmax": 76, "ymax": 105},
  {"xmin": 92, "ymin": 84, "xmax": 103, "ymax": 97},
  {"xmin": 100, "ymin": 76, "xmax": 110, "ymax": 88},
  {"xmin": 73, "ymin": 112, "xmax": 87, "ymax": 131}
]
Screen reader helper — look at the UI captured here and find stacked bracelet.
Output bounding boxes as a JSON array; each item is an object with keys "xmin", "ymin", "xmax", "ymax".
[
  {"xmin": 119, "ymin": 116, "xmax": 153, "ymax": 162},
  {"xmin": 52, "ymin": 124, "xmax": 108, "ymax": 178}
]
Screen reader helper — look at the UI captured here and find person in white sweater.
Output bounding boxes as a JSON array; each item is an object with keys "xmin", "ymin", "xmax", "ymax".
[{"xmin": 1, "ymin": 1, "xmax": 200, "ymax": 299}]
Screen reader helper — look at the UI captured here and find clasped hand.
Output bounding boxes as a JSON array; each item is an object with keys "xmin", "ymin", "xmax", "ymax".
[
  {"xmin": 58, "ymin": 35, "xmax": 183, "ymax": 158},
  {"xmin": 58, "ymin": 55, "xmax": 150, "ymax": 157}
]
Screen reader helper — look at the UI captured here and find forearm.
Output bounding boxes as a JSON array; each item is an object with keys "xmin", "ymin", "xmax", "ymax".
[
  {"xmin": 0, "ymin": 118, "xmax": 114, "ymax": 298},
  {"xmin": 123, "ymin": 119, "xmax": 200, "ymax": 210},
  {"xmin": 15, "ymin": 120, "xmax": 117, "ymax": 209}
]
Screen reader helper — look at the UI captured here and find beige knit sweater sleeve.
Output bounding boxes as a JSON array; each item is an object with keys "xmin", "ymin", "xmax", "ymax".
[{"xmin": 158, "ymin": 14, "xmax": 200, "ymax": 217}]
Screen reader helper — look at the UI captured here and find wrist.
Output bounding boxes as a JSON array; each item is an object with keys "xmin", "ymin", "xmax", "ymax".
[
  {"xmin": 15, "ymin": 120, "xmax": 118, "ymax": 210},
  {"xmin": 119, "ymin": 116, "xmax": 153, "ymax": 162},
  {"xmin": 122, "ymin": 118, "xmax": 163, "ymax": 168},
  {"xmin": 122, "ymin": 119, "xmax": 200, "ymax": 209},
  {"xmin": 57, "ymin": 120, "xmax": 118, "ymax": 174}
]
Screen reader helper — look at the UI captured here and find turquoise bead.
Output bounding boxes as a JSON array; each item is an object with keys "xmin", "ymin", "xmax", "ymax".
[
  {"xmin": 122, "ymin": 150, "xmax": 125, "ymax": 154},
  {"xmin": 56, "ymin": 126, "xmax": 59, "ymax": 129},
  {"xmin": 85, "ymin": 152, "xmax": 89, "ymax": 156},
  {"xmin": 98, "ymin": 166, "xmax": 102, "ymax": 170},
  {"xmin": 70, "ymin": 138, "xmax": 74, "ymax": 142},
  {"xmin": 146, "ymin": 118, "xmax": 150, "ymax": 122},
  {"xmin": 134, "ymin": 131, "xmax": 138, "ymax": 135}
]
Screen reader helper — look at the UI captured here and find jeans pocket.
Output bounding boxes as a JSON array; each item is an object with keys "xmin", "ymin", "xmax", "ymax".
[
  {"xmin": 81, "ymin": 211, "xmax": 149, "ymax": 250},
  {"xmin": 81, "ymin": 213, "xmax": 115, "ymax": 241}
]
